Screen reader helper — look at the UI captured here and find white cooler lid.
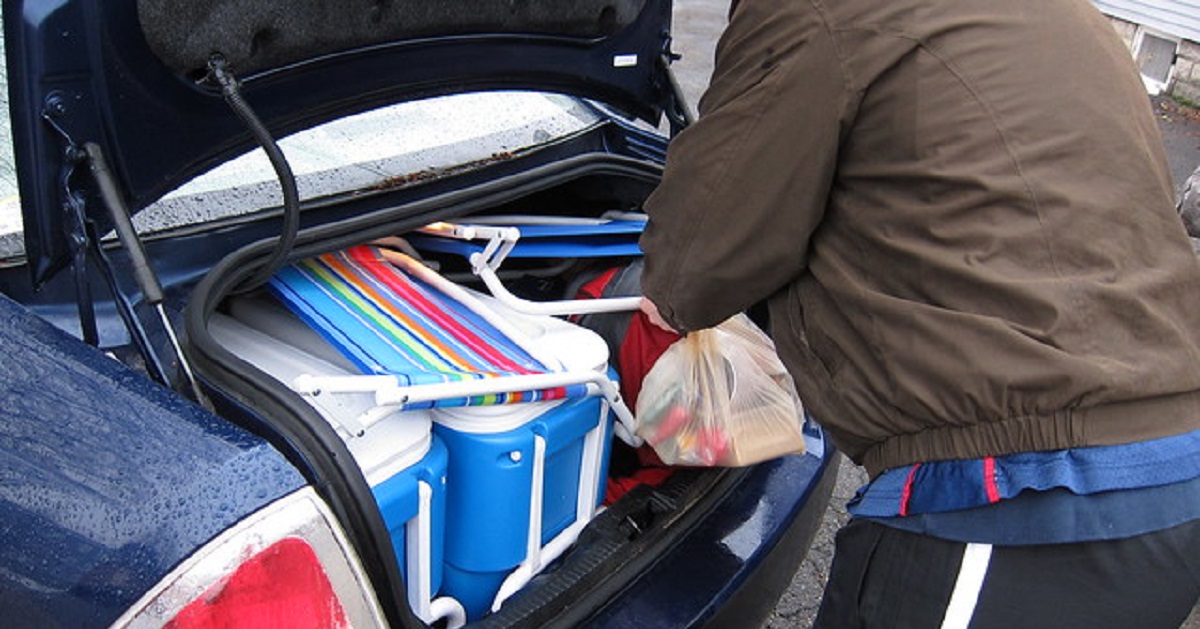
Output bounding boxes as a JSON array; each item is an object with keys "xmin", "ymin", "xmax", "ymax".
[
  {"xmin": 209, "ymin": 314, "xmax": 433, "ymax": 486},
  {"xmin": 423, "ymin": 286, "xmax": 609, "ymax": 434},
  {"xmin": 431, "ymin": 398, "xmax": 565, "ymax": 434},
  {"xmin": 347, "ymin": 414, "xmax": 434, "ymax": 487}
]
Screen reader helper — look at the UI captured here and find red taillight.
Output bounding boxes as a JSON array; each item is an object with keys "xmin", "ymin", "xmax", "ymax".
[
  {"xmin": 166, "ymin": 538, "xmax": 348, "ymax": 629},
  {"xmin": 114, "ymin": 488, "xmax": 387, "ymax": 629}
]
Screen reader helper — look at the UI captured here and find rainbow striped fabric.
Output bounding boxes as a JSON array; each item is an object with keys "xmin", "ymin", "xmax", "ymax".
[{"xmin": 270, "ymin": 245, "xmax": 579, "ymax": 409}]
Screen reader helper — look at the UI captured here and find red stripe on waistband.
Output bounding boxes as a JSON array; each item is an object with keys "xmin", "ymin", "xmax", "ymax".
[
  {"xmin": 899, "ymin": 463, "xmax": 922, "ymax": 517},
  {"xmin": 983, "ymin": 457, "xmax": 1001, "ymax": 503}
]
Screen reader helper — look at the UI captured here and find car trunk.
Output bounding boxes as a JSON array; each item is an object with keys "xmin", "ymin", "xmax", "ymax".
[
  {"xmin": 183, "ymin": 157, "xmax": 738, "ymax": 629},
  {"xmin": 3, "ymin": 1, "xmax": 785, "ymax": 625}
]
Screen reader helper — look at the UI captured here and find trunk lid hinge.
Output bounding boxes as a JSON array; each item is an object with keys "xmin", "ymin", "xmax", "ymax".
[
  {"xmin": 43, "ymin": 98, "xmax": 100, "ymax": 347},
  {"xmin": 81, "ymin": 142, "xmax": 211, "ymax": 408},
  {"xmin": 41, "ymin": 99, "xmax": 207, "ymax": 405}
]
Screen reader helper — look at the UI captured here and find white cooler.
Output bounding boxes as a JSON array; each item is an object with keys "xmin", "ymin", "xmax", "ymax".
[{"xmin": 208, "ymin": 312, "xmax": 463, "ymax": 628}]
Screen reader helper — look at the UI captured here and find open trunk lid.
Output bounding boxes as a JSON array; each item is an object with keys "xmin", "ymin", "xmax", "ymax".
[{"xmin": 4, "ymin": 0, "xmax": 676, "ymax": 285}]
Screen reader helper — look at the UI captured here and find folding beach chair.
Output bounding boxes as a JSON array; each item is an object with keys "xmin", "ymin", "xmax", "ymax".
[
  {"xmin": 405, "ymin": 212, "xmax": 647, "ymax": 316},
  {"xmin": 271, "ymin": 245, "xmax": 634, "ymax": 421},
  {"xmin": 267, "ymin": 244, "xmax": 637, "ymax": 619}
]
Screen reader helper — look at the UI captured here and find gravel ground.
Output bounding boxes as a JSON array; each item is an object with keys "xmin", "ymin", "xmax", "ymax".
[
  {"xmin": 1152, "ymin": 94, "xmax": 1200, "ymax": 197},
  {"xmin": 763, "ymin": 456, "xmax": 865, "ymax": 628}
]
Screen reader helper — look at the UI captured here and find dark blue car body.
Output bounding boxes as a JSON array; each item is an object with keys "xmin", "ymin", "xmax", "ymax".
[{"xmin": 0, "ymin": 0, "xmax": 838, "ymax": 626}]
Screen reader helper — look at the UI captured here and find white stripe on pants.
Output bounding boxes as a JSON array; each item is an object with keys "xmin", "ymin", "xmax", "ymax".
[{"xmin": 939, "ymin": 542, "xmax": 994, "ymax": 629}]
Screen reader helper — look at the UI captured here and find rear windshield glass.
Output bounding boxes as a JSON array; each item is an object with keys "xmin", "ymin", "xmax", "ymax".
[
  {"xmin": 0, "ymin": 86, "xmax": 600, "ymax": 259},
  {"xmin": 131, "ymin": 92, "xmax": 601, "ymax": 236}
]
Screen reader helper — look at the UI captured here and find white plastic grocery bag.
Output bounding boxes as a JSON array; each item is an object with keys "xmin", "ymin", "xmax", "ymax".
[{"xmin": 634, "ymin": 313, "xmax": 806, "ymax": 466}]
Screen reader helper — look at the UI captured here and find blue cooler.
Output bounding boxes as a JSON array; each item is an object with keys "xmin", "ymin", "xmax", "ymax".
[
  {"xmin": 433, "ymin": 395, "xmax": 613, "ymax": 619},
  {"xmin": 400, "ymin": 263, "xmax": 620, "ymax": 620},
  {"xmin": 356, "ymin": 410, "xmax": 451, "ymax": 624}
]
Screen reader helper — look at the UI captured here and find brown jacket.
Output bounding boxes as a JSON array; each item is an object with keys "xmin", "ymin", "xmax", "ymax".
[{"xmin": 640, "ymin": 0, "xmax": 1200, "ymax": 475}]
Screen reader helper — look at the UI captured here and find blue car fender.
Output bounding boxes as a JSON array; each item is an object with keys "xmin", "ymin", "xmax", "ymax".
[{"xmin": 0, "ymin": 293, "xmax": 304, "ymax": 627}]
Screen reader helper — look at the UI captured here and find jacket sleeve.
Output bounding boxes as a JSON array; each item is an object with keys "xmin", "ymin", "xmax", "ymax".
[{"xmin": 639, "ymin": 0, "xmax": 849, "ymax": 332}]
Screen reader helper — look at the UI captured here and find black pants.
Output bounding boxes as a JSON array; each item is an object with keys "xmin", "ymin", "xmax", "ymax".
[{"xmin": 814, "ymin": 518, "xmax": 1200, "ymax": 629}]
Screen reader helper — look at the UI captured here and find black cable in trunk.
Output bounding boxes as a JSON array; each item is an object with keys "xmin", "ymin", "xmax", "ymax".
[{"xmin": 207, "ymin": 54, "xmax": 301, "ymax": 292}]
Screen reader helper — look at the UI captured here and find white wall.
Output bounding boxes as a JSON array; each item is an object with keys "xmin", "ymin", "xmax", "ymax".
[{"xmin": 1094, "ymin": 0, "xmax": 1200, "ymax": 42}]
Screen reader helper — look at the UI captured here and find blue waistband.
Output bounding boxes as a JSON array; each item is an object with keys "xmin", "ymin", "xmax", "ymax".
[
  {"xmin": 849, "ymin": 429, "xmax": 1200, "ymax": 518},
  {"xmin": 865, "ymin": 475, "xmax": 1200, "ymax": 545}
]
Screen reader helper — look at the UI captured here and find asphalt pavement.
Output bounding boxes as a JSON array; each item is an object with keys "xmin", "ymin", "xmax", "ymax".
[
  {"xmin": 1153, "ymin": 95, "xmax": 1200, "ymax": 195},
  {"xmin": 668, "ymin": 2, "xmax": 1200, "ymax": 627}
]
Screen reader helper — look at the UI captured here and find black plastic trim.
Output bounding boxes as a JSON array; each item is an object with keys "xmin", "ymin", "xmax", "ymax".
[
  {"xmin": 186, "ymin": 254, "xmax": 422, "ymax": 629},
  {"xmin": 476, "ymin": 469, "xmax": 733, "ymax": 628}
]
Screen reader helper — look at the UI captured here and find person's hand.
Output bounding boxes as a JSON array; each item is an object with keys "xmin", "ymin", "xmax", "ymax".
[{"xmin": 639, "ymin": 297, "xmax": 677, "ymax": 333}]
